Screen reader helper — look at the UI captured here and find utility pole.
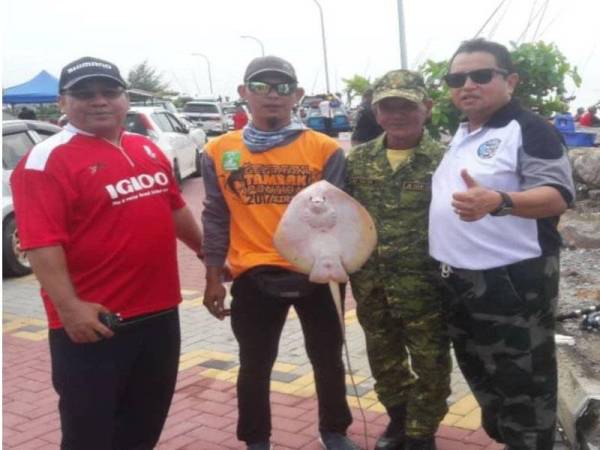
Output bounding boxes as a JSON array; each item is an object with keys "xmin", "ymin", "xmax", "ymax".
[
  {"xmin": 312, "ymin": 0, "xmax": 331, "ymax": 93},
  {"xmin": 397, "ymin": 0, "xmax": 408, "ymax": 69}
]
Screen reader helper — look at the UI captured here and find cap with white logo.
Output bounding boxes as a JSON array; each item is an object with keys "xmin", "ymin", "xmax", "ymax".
[{"xmin": 59, "ymin": 56, "xmax": 127, "ymax": 91}]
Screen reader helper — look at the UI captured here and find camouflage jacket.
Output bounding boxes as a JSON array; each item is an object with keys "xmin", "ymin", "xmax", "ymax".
[{"xmin": 346, "ymin": 131, "xmax": 444, "ymax": 275}]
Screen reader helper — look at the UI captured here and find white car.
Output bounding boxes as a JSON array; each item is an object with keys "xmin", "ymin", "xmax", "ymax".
[
  {"xmin": 181, "ymin": 101, "xmax": 228, "ymax": 135},
  {"xmin": 3, "ymin": 119, "xmax": 62, "ymax": 277},
  {"xmin": 125, "ymin": 106, "xmax": 207, "ymax": 183}
]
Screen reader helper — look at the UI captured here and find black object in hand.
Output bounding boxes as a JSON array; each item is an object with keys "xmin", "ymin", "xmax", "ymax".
[{"xmin": 98, "ymin": 312, "xmax": 122, "ymax": 330}]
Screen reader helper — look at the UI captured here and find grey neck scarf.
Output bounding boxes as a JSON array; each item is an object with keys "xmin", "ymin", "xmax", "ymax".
[{"xmin": 243, "ymin": 121, "xmax": 306, "ymax": 152}]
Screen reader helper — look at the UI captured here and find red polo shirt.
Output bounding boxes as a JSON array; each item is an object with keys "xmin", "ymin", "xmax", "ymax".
[{"xmin": 11, "ymin": 125, "xmax": 185, "ymax": 328}]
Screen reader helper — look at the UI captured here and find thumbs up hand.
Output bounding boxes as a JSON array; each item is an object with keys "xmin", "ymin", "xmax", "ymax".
[{"xmin": 451, "ymin": 169, "xmax": 503, "ymax": 222}]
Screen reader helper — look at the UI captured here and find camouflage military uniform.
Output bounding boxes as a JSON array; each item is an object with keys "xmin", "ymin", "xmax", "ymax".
[
  {"xmin": 346, "ymin": 130, "xmax": 451, "ymax": 439},
  {"xmin": 443, "ymin": 256, "xmax": 559, "ymax": 449}
]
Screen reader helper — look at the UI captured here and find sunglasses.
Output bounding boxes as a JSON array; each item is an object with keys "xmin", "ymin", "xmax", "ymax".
[
  {"xmin": 443, "ymin": 68, "xmax": 508, "ymax": 88},
  {"xmin": 246, "ymin": 81, "xmax": 297, "ymax": 96},
  {"xmin": 63, "ymin": 87, "xmax": 125, "ymax": 100}
]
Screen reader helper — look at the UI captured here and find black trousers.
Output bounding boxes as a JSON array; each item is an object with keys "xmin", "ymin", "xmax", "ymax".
[
  {"xmin": 230, "ymin": 271, "xmax": 352, "ymax": 444},
  {"xmin": 49, "ymin": 308, "xmax": 181, "ymax": 450}
]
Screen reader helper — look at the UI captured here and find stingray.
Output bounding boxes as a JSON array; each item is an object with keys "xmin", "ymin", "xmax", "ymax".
[{"xmin": 273, "ymin": 180, "xmax": 377, "ymax": 332}]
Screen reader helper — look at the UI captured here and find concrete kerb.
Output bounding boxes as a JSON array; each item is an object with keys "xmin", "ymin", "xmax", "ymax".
[{"xmin": 557, "ymin": 346, "xmax": 600, "ymax": 449}]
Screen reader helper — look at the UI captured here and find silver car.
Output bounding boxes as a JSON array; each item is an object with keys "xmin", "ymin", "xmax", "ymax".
[
  {"xmin": 3, "ymin": 119, "xmax": 62, "ymax": 277},
  {"xmin": 181, "ymin": 101, "xmax": 228, "ymax": 135}
]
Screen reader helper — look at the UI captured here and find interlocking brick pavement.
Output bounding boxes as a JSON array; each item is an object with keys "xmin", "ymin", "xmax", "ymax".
[{"xmin": 2, "ymin": 143, "xmax": 570, "ymax": 449}]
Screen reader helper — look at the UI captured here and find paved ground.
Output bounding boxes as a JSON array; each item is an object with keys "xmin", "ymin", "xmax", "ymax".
[{"xmin": 2, "ymin": 136, "xmax": 568, "ymax": 449}]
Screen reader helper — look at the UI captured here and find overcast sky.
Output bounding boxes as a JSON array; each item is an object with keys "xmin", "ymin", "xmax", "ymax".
[{"xmin": 2, "ymin": 0, "xmax": 599, "ymax": 110}]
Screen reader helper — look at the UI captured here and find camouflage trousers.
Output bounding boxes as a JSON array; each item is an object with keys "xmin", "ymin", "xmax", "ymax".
[
  {"xmin": 443, "ymin": 255, "xmax": 559, "ymax": 450},
  {"xmin": 351, "ymin": 271, "xmax": 451, "ymax": 438}
]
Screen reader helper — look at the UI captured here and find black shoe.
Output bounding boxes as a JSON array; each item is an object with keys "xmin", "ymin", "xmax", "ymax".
[
  {"xmin": 404, "ymin": 437, "xmax": 436, "ymax": 450},
  {"xmin": 375, "ymin": 404, "xmax": 406, "ymax": 450},
  {"xmin": 374, "ymin": 432, "xmax": 404, "ymax": 450},
  {"xmin": 319, "ymin": 432, "xmax": 360, "ymax": 450}
]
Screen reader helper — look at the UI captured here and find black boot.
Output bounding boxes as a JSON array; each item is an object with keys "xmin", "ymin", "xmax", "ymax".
[
  {"xmin": 404, "ymin": 436, "xmax": 436, "ymax": 450},
  {"xmin": 374, "ymin": 404, "xmax": 406, "ymax": 450}
]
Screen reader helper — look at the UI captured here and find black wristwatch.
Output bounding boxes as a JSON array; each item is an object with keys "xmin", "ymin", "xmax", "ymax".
[{"xmin": 490, "ymin": 191, "xmax": 513, "ymax": 216}]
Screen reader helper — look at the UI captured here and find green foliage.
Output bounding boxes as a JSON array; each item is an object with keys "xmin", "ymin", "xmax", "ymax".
[
  {"xmin": 420, "ymin": 59, "xmax": 459, "ymax": 139},
  {"xmin": 418, "ymin": 41, "xmax": 581, "ymax": 137},
  {"xmin": 509, "ymin": 41, "xmax": 581, "ymax": 116},
  {"xmin": 173, "ymin": 96, "xmax": 193, "ymax": 109},
  {"xmin": 342, "ymin": 75, "xmax": 371, "ymax": 104},
  {"xmin": 127, "ymin": 60, "xmax": 170, "ymax": 94}
]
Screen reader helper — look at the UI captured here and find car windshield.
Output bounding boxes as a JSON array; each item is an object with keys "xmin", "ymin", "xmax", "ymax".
[
  {"xmin": 183, "ymin": 104, "xmax": 219, "ymax": 114},
  {"xmin": 3, "ymin": 131, "xmax": 36, "ymax": 170}
]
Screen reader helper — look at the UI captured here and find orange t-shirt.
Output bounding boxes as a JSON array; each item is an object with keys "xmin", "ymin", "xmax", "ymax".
[{"xmin": 205, "ymin": 130, "xmax": 339, "ymax": 277}]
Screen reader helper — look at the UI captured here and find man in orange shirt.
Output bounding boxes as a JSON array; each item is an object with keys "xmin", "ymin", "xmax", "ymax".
[{"xmin": 201, "ymin": 55, "xmax": 358, "ymax": 450}]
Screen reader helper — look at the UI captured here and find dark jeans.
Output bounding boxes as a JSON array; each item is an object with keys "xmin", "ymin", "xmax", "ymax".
[
  {"xmin": 49, "ymin": 308, "xmax": 180, "ymax": 450},
  {"xmin": 230, "ymin": 269, "xmax": 352, "ymax": 444}
]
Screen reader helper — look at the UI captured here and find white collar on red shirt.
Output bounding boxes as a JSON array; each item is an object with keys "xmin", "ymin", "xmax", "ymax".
[{"xmin": 64, "ymin": 123, "xmax": 95, "ymax": 136}]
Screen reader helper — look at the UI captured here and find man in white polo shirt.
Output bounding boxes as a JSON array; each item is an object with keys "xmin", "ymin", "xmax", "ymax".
[{"xmin": 429, "ymin": 39, "xmax": 574, "ymax": 450}]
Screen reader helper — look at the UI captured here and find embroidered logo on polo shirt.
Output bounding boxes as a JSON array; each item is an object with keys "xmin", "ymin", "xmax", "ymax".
[
  {"xmin": 143, "ymin": 145, "xmax": 157, "ymax": 159},
  {"xmin": 477, "ymin": 139, "xmax": 501, "ymax": 159},
  {"xmin": 222, "ymin": 151, "xmax": 241, "ymax": 171}
]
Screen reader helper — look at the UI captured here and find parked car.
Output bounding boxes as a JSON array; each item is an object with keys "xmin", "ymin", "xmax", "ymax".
[
  {"xmin": 124, "ymin": 106, "xmax": 206, "ymax": 183},
  {"xmin": 2, "ymin": 119, "xmax": 62, "ymax": 277},
  {"xmin": 181, "ymin": 101, "xmax": 228, "ymax": 135}
]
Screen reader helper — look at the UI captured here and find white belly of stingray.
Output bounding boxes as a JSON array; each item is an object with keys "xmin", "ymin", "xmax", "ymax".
[{"xmin": 273, "ymin": 180, "xmax": 377, "ymax": 331}]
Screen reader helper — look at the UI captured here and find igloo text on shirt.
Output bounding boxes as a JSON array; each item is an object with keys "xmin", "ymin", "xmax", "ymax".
[{"xmin": 105, "ymin": 171, "xmax": 170, "ymax": 200}]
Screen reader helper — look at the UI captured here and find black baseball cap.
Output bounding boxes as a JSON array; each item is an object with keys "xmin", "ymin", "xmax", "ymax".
[
  {"xmin": 243, "ymin": 55, "xmax": 297, "ymax": 83},
  {"xmin": 59, "ymin": 56, "xmax": 127, "ymax": 91}
]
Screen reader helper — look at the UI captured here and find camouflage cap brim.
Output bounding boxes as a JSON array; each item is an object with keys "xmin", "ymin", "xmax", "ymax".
[{"xmin": 372, "ymin": 88, "xmax": 424, "ymax": 105}]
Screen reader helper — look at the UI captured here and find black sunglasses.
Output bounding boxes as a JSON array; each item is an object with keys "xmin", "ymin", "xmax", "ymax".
[
  {"xmin": 246, "ymin": 81, "xmax": 297, "ymax": 96},
  {"xmin": 62, "ymin": 87, "xmax": 125, "ymax": 100},
  {"xmin": 443, "ymin": 68, "xmax": 509, "ymax": 88}
]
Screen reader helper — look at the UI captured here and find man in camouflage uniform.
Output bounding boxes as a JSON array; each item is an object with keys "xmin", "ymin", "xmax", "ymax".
[
  {"xmin": 346, "ymin": 70, "xmax": 451, "ymax": 450},
  {"xmin": 429, "ymin": 39, "xmax": 575, "ymax": 449}
]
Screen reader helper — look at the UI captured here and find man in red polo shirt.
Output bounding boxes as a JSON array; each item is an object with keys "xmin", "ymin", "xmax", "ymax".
[{"xmin": 10, "ymin": 56, "xmax": 204, "ymax": 450}]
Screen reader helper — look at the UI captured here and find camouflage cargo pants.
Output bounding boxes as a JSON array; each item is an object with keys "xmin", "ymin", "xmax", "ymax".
[
  {"xmin": 352, "ymin": 272, "xmax": 451, "ymax": 438},
  {"xmin": 443, "ymin": 255, "xmax": 559, "ymax": 450}
]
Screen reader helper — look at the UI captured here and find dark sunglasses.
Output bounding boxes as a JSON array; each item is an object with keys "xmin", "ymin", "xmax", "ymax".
[
  {"xmin": 246, "ymin": 81, "xmax": 297, "ymax": 96},
  {"xmin": 62, "ymin": 87, "xmax": 125, "ymax": 100},
  {"xmin": 443, "ymin": 68, "xmax": 508, "ymax": 88}
]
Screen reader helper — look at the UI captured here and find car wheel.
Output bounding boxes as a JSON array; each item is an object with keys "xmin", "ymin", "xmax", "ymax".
[
  {"xmin": 2, "ymin": 214, "xmax": 32, "ymax": 277},
  {"xmin": 192, "ymin": 149, "xmax": 203, "ymax": 178},
  {"xmin": 173, "ymin": 159, "xmax": 183, "ymax": 189}
]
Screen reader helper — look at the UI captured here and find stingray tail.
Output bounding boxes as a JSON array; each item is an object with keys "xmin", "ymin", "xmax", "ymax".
[{"xmin": 328, "ymin": 281, "xmax": 345, "ymax": 336}]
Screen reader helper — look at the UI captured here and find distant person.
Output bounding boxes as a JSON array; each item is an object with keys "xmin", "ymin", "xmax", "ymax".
[
  {"xmin": 10, "ymin": 56, "xmax": 204, "ymax": 450},
  {"xmin": 579, "ymin": 106, "xmax": 600, "ymax": 126},
  {"xmin": 319, "ymin": 96, "xmax": 333, "ymax": 135},
  {"xmin": 17, "ymin": 106, "xmax": 37, "ymax": 120},
  {"xmin": 351, "ymin": 89, "xmax": 384, "ymax": 146},
  {"xmin": 573, "ymin": 107, "xmax": 585, "ymax": 122},
  {"xmin": 430, "ymin": 38, "xmax": 575, "ymax": 450},
  {"xmin": 233, "ymin": 104, "xmax": 249, "ymax": 129}
]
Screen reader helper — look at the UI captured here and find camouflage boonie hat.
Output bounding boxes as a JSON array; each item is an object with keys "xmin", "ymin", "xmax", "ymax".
[{"xmin": 372, "ymin": 69, "xmax": 427, "ymax": 105}]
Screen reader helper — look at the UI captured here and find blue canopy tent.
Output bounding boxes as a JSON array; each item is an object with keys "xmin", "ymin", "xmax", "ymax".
[{"xmin": 2, "ymin": 70, "xmax": 59, "ymax": 104}]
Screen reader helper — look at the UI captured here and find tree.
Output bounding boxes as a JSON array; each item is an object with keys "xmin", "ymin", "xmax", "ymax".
[
  {"xmin": 419, "ymin": 41, "xmax": 581, "ymax": 139},
  {"xmin": 127, "ymin": 60, "xmax": 170, "ymax": 94},
  {"xmin": 510, "ymin": 41, "xmax": 581, "ymax": 117},
  {"xmin": 342, "ymin": 75, "xmax": 371, "ymax": 105}
]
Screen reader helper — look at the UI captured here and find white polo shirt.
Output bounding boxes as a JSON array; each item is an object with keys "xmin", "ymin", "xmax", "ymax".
[{"xmin": 429, "ymin": 100, "xmax": 574, "ymax": 270}]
